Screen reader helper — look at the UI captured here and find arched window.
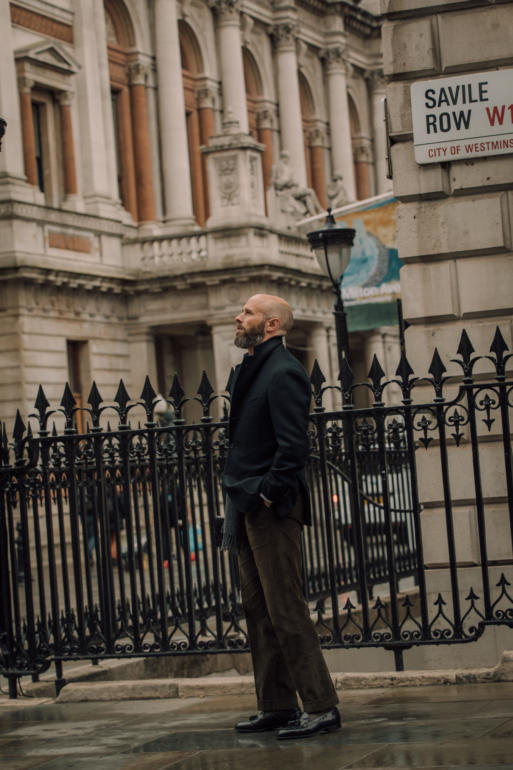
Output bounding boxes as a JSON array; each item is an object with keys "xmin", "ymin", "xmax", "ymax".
[
  {"xmin": 105, "ymin": 0, "xmax": 155, "ymax": 222},
  {"xmin": 243, "ymin": 49, "xmax": 273, "ymax": 199},
  {"xmin": 179, "ymin": 21, "xmax": 209, "ymax": 226},
  {"xmin": 299, "ymin": 73, "xmax": 326, "ymax": 209},
  {"xmin": 349, "ymin": 95, "xmax": 371, "ymax": 201}
]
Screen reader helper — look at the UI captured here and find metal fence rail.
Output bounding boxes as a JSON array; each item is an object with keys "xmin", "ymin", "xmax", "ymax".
[{"xmin": 1, "ymin": 326, "xmax": 512, "ymax": 697}]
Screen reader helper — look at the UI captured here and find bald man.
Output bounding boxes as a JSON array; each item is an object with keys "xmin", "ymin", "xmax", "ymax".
[{"xmin": 222, "ymin": 294, "xmax": 340, "ymax": 740}]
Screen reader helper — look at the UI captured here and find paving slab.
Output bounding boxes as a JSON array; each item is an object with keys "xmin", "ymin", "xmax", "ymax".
[{"xmin": 1, "ymin": 682, "xmax": 513, "ymax": 769}]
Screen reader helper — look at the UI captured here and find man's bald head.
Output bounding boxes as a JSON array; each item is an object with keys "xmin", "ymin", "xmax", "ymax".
[
  {"xmin": 249, "ymin": 294, "xmax": 294, "ymax": 335},
  {"xmin": 234, "ymin": 294, "xmax": 294, "ymax": 351}
]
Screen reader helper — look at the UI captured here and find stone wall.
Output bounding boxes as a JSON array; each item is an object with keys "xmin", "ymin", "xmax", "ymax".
[{"xmin": 382, "ymin": 0, "xmax": 513, "ymax": 667}]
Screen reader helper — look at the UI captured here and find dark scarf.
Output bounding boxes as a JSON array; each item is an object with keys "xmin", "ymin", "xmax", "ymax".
[{"xmin": 221, "ymin": 337, "xmax": 283, "ymax": 554}]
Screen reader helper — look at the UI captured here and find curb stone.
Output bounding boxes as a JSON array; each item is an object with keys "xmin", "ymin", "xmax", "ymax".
[{"xmin": 55, "ymin": 650, "xmax": 513, "ymax": 702}]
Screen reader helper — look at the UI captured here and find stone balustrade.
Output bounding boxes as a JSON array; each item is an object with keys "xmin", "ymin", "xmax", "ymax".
[{"xmin": 131, "ymin": 233, "xmax": 209, "ymax": 272}]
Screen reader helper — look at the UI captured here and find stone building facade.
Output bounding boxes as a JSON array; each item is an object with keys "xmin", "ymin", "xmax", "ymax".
[
  {"xmin": 0, "ymin": 0, "xmax": 394, "ymax": 427},
  {"xmin": 382, "ymin": 0, "xmax": 513, "ymax": 667}
]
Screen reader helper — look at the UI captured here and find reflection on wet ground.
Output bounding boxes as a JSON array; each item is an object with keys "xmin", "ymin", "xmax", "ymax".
[{"xmin": 1, "ymin": 683, "xmax": 513, "ymax": 769}]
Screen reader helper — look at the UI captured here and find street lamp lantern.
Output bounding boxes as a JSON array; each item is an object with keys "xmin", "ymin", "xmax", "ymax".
[{"xmin": 307, "ymin": 208, "xmax": 355, "ymax": 368}]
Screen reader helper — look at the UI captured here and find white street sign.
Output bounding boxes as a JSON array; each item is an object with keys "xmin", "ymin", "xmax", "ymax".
[{"xmin": 411, "ymin": 69, "xmax": 513, "ymax": 164}]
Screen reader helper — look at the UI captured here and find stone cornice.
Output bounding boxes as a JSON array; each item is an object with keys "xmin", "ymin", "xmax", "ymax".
[
  {"xmin": 0, "ymin": 200, "xmax": 127, "ymax": 236},
  {"xmin": 381, "ymin": 0, "xmax": 510, "ymax": 22},
  {"xmin": 0, "ymin": 261, "xmax": 333, "ymax": 297}
]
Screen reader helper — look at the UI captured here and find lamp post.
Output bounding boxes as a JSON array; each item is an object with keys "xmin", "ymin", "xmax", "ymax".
[{"xmin": 307, "ymin": 208, "xmax": 355, "ymax": 369}]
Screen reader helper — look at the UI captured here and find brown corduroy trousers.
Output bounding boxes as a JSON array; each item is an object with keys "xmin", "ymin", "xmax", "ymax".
[{"xmin": 238, "ymin": 501, "xmax": 339, "ymax": 713}]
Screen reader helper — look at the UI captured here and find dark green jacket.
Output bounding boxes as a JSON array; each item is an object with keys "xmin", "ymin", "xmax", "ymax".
[{"xmin": 223, "ymin": 336, "xmax": 311, "ymax": 523}]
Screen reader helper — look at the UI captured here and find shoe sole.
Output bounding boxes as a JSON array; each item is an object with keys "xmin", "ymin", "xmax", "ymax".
[{"xmin": 276, "ymin": 723, "xmax": 341, "ymax": 740}]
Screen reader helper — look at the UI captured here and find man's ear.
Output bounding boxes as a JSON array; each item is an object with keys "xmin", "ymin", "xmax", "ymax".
[{"xmin": 266, "ymin": 317, "xmax": 280, "ymax": 333}]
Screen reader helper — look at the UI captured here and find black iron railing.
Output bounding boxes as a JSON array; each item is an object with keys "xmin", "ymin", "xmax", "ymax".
[{"xmin": 1, "ymin": 327, "xmax": 512, "ymax": 697}]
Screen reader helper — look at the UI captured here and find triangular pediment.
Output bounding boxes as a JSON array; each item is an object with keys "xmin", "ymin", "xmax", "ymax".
[{"xmin": 15, "ymin": 42, "xmax": 80, "ymax": 75}]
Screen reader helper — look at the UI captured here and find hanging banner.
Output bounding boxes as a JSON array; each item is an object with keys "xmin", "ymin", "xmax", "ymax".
[
  {"xmin": 335, "ymin": 196, "xmax": 402, "ymax": 331},
  {"xmin": 411, "ymin": 68, "xmax": 513, "ymax": 164}
]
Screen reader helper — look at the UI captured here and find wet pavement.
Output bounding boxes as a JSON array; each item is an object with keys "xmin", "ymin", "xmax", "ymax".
[{"xmin": 1, "ymin": 681, "xmax": 513, "ymax": 769}]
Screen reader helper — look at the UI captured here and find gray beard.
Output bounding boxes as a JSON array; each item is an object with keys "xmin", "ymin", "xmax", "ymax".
[
  {"xmin": 234, "ymin": 324, "xmax": 265, "ymax": 349},
  {"xmin": 234, "ymin": 330, "xmax": 265, "ymax": 349}
]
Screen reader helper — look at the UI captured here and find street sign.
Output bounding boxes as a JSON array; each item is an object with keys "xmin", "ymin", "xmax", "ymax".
[{"xmin": 411, "ymin": 69, "xmax": 513, "ymax": 164}]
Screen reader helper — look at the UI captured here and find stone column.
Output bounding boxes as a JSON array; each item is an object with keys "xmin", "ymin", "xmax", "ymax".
[
  {"xmin": 117, "ymin": 86, "xmax": 138, "ymax": 220},
  {"xmin": 129, "ymin": 63, "xmax": 156, "ymax": 223},
  {"xmin": 209, "ymin": 320, "xmax": 243, "ymax": 396},
  {"xmin": 309, "ymin": 324, "xmax": 332, "ymax": 380},
  {"xmin": 273, "ymin": 19, "xmax": 307, "ymax": 188},
  {"xmin": 154, "ymin": 0, "xmax": 195, "ymax": 227},
  {"xmin": 309, "ymin": 126, "xmax": 327, "ymax": 209},
  {"xmin": 324, "ymin": 46, "xmax": 356, "ymax": 202},
  {"xmin": 128, "ymin": 328, "xmax": 158, "ymax": 397},
  {"xmin": 58, "ymin": 91, "xmax": 78, "ymax": 197},
  {"xmin": 18, "ymin": 77, "xmax": 37, "ymax": 186},
  {"xmin": 369, "ymin": 70, "xmax": 391, "ymax": 195},
  {"xmin": 198, "ymin": 87, "xmax": 216, "ymax": 220},
  {"xmin": 74, "ymin": 0, "xmax": 119, "ymax": 216},
  {"xmin": 256, "ymin": 108, "xmax": 274, "ymax": 194},
  {"xmin": 354, "ymin": 138, "xmax": 373, "ymax": 200},
  {"xmin": 0, "ymin": 1, "xmax": 27, "ymax": 187},
  {"xmin": 211, "ymin": 0, "xmax": 248, "ymax": 134},
  {"xmin": 188, "ymin": 105, "xmax": 206, "ymax": 226}
]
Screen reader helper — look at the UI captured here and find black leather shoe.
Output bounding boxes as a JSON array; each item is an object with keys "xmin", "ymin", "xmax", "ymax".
[
  {"xmin": 276, "ymin": 707, "xmax": 341, "ymax": 739},
  {"xmin": 235, "ymin": 708, "xmax": 300, "ymax": 733}
]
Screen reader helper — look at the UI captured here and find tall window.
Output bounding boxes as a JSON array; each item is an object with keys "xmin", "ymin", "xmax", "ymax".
[
  {"xmin": 299, "ymin": 73, "xmax": 326, "ymax": 208},
  {"xmin": 32, "ymin": 102, "xmax": 45, "ymax": 192},
  {"xmin": 105, "ymin": 0, "xmax": 155, "ymax": 222},
  {"xmin": 243, "ymin": 49, "xmax": 273, "ymax": 199},
  {"xmin": 179, "ymin": 22, "xmax": 208, "ymax": 226}
]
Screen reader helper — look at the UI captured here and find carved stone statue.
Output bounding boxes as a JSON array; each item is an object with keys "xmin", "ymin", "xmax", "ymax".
[
  {"xmin": 270, "ymin": 151, "xmax": 323, "ymax": 222},
  {"xmin": 327, "ymin": 173, "xmax": 348, "ymax": 209}
]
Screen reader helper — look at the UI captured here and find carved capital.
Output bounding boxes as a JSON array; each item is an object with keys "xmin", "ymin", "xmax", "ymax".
[
  {"xmin": 353, "ymin": 137, "xmax": 373, "ymax": 162},
  {"xmin": 272, "ymin": 21, "xmax": 297, "ymax": 51},
  {"xmin": 128, "ymin": 61, "xmax": 149, "ymax": 86},
  {"xmin": 256, "ymin": 108, "xmax": 275, "ymax": 130},
  {"xmin": 57, "ymin": 90, "xmax": 74, "ymax": 107},
  {"xmin": 367, "ymin": 69, "xmax": 386, "ymax": 93},
  {"xmin": 197, "ymin": 86, "xmax": 216, "ymax": 109},
  {"xmin": 323, "ymin": 45, "xmax": 347, "ymax": 73},
  {"xmin": 210, "ymin": 0, "xmax": 241, "ymax": 24},
  {"xmin": 18, "ymin": 76, "xmax": 35, "ymax": 93},
  {"xmin": 308, "ymin": 125, "xmax": 327, "ymax": 147}
]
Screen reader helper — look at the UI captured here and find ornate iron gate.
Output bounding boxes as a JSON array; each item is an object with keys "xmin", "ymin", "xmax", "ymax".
[{"xmin": 1, "ymin": 328, "xmax": 512, "ymax": 698}]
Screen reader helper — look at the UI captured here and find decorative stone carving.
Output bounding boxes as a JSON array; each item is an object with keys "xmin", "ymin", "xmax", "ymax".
[
  {"xmin": 178, "ymin": 0, "xmax": 194, "ymax": 20},
  {"xmin": 296, "ymin": 39, "xmax": 307, "ymax": 71},
  {"xmin": 354, "ymin": 138, "xmax": 373, "ymax": 162},
  {"xmin": 308, "ymin": 125, "xmax": 327, "ymax": 147},
  {"xmin": 240, "ymin": 13, "xmax": 254, "ymax": 45},
  {"xmin": 196, "ymin": 86, "xmax": 216, "ymax": 110},
  {"xmin": 210, "ymin": 0, "xmax": 240, "ymax": 24},
  {"xmin": 249, "ymin": 154, "xmax": 259, "ymax": 205},
  {"xmin": 214, "ymin": 155, "xmax": 240, "ymax": 206},
  {"xmin": 327, "ymin": 174, "xmax": 348, "ymax": 209},
  {"xmin": 272, "ymin": 21, "xmax": 297, "ymax": 51},
  {"xmin": 17, "ymin": 76, "xmax": 35, "ymax": 93},
  {"xmin": 268, "ymin": 151, "xmax": 323, "ymax": 224},
  {"xmin": 323, "ymin": 45, "xmax": 346, "ymax": 71},
  {"xmin": 256, "ymin": 108, "xmax": 275, "ymax": 130},
  {"xmin": 128, "ymin": 61, "xmax": 149, "ymax": 87}
]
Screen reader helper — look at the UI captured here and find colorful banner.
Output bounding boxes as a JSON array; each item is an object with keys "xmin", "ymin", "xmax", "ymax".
[{"xmin": 334, "ymin": 195, "xmax": 402, "ymax": 331}]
